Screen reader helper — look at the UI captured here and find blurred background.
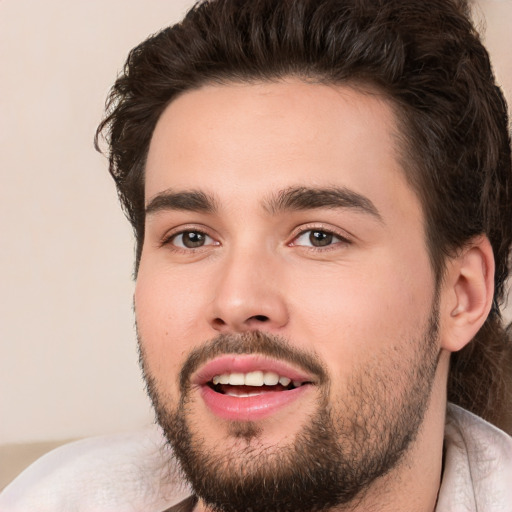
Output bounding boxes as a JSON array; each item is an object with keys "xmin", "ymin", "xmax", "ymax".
[{"xmin": 1, "ymin": 0, "xmax": 511, "ymax": 489}]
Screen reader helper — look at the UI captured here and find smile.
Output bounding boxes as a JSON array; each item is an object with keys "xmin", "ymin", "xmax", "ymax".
[
  {"xmin": 212, "ymin": 370, "xmax": 303, "ymax": 390},
  {"xmin": 193, "ymin": 355, "xmax": 314, "ymax": 421}
]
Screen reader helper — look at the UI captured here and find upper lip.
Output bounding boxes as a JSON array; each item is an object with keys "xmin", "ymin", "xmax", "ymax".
[{"xmin": 192, "ymin": 354, "xmax": 315, "ymax": 386}]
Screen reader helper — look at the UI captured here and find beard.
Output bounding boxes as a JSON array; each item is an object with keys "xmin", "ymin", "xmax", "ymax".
[{"xmin": 139, "ymin": 308, "xmax": 440, "ymax": 512}]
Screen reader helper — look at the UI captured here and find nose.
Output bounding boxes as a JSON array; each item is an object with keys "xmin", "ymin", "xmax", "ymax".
[{"xmin": 207, "ymin": 247, "xmax": 289, "ymax": 334}]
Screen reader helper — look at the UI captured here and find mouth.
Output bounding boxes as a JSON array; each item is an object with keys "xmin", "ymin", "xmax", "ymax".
[
  {"xmin": 193, "ymin": 355, "xmax": 315, "ymax": 421},
  {"xmin": 208, "ymin": 370, "xmax": 308, "ymax": 397}
]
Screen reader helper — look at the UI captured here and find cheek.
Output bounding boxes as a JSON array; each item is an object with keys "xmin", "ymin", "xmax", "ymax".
[
  {"xmin": 134, "ymin": 262, "xmax": 208, "ymax": 386},
  {"xmin": 288, "ymin": 249, "xmax": 434, "ymax": 374}
]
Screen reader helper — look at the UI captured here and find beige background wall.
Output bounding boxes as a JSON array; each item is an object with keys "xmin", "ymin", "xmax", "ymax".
[
  {"xmin": 0, "ymin": 0, "xmax": 196, "ymax": 444},
  {"xmin": 1, "ymin": 0, "xmax": 511, "ymax": 446}
]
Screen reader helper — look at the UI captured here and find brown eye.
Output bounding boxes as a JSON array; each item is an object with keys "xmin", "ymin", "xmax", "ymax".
[
  {"xmin": 172, "ymin": 231, "xmax": 213, "ymax": 249},
  {"xmin": 309, "ymin": 230, "xmax": 333, "ymax": 247},
  {"xmin": 293, "ymin": 229, "xmax": 344, "ymax": 248}
]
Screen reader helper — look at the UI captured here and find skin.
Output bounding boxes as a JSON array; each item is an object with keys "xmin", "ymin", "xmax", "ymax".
[{"xmin": 135, "ymin": 80, "xmax": 494, "ymax": 511}]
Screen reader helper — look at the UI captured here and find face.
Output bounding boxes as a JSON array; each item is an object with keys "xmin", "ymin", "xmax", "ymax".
[{"xmin": 136, "ymin": 81, "xmax": 441, "ymax": 511}]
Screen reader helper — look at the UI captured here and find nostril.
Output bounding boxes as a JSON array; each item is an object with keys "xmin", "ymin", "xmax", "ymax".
[
  {"xmin": 251, "ymin": 315, "xmax": 269, "ymax": 322},
  {"xmin": 212, "ymin": 318, "xmax": 227, "ymax": 328},
  {"xmin": 210, "ymin": 314, "xmax": 271, "ymax": 331}
]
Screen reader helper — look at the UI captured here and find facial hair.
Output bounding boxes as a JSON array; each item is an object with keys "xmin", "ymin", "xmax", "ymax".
[{"xmin": 139, "ymin": 309, "xmax": 440, "ymax": 512}]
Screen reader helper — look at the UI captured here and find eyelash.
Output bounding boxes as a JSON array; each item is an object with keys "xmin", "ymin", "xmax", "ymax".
[
  {"xmin": 289, "ymin": 225, "xmax": 351, "ymax": 251},
  {"xmin": 160, "ymin": 224, "xmax": 351, "ymax": 253},
  {"xmin": 161, "ymin": 227, "xmax": 217, "ymax": 253}
]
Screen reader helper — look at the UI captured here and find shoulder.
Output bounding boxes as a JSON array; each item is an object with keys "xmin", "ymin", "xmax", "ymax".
[
  {"xmin": 0, "ymin": 426, "xmax": 191, "ymax": 512},
  {"xmin": 437, "ymin": 403, "xmax": 512, "ymax": 512}
]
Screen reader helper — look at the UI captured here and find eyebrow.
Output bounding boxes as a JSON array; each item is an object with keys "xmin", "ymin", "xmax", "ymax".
[
  {"xmin": 264, "ymin": 186, "xmax": 383, "ymax": 221},
  {"xmin": 145, "ymin": 185, "xmax": 382, "ymax": 222},
  {"xmin": 145, "ymin": 189, "xmax": 217, "ymax": 215}
]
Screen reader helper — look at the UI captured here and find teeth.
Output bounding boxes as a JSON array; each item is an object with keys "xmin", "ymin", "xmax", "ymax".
[
  {"xmin": 245, "ymin": 371, "xmax": 264, "ymax": 386},
  {"xmin": 229, "ymin": 373, "xmax": 245, "ymax": 385},
  {"xmin": 279, "ymin": 376, "xmax": 291, "ymax": 386},
  {"xmin": 211, "ymin": 371, "xmax": 303, "ymax": 387},
  {"xmin": 263, "ymin": 372, "xmax": 279, "ymax": 385},
  {"xmin": 225, "ymin": 390, "xmax": 264, "ymax": 398}
]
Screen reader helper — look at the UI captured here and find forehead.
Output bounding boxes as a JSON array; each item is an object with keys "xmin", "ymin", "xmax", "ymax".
[{"xmin": 145, "ymin": 80, "xmax": 421, "ymax": 225}]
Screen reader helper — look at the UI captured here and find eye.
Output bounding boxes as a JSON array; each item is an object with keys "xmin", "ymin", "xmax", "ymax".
[
  {"xmin": 292, "ymin": 229, "xmax": 346, "ymax": 248},
  {"xmin": 170, "ymin": 230, "xmax": 216, "ymax": 249}
]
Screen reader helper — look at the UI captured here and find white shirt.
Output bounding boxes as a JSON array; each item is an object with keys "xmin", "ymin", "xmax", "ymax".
[{"xmin": 1, "ymin": 404, "xmax": 511, "ymax": 511}]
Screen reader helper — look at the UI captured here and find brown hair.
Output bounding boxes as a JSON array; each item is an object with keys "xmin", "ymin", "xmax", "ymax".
[{"xmin": 96, "ymin": 0, "xmax": 512, "ymax": 432}]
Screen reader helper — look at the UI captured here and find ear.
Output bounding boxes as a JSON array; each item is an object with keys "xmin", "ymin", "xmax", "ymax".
[{"xmin": 440, "ymin": 236, "xmax": 495, "ymax": 353}]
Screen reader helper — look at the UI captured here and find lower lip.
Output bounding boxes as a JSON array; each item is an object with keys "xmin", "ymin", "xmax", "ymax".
[{"xmin": 200, "ymin": 385, "xmax": 311, "ymax": 421}]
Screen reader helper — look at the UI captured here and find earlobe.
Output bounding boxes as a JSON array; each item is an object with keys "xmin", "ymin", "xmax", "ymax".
[{"xmin": 441, "ymin": 236, "xmax": 494, "ymax": 353}]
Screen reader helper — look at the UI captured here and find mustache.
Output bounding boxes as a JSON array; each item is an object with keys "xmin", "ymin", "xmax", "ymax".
[{"xmin": 179, "ymin": 331, "xmax": 328, "ymax": 392}]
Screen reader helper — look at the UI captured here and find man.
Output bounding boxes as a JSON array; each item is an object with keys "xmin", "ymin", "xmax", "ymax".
[{"xmin": 1, "ymin": 0, "xmax": 511, "ymax": 510}]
